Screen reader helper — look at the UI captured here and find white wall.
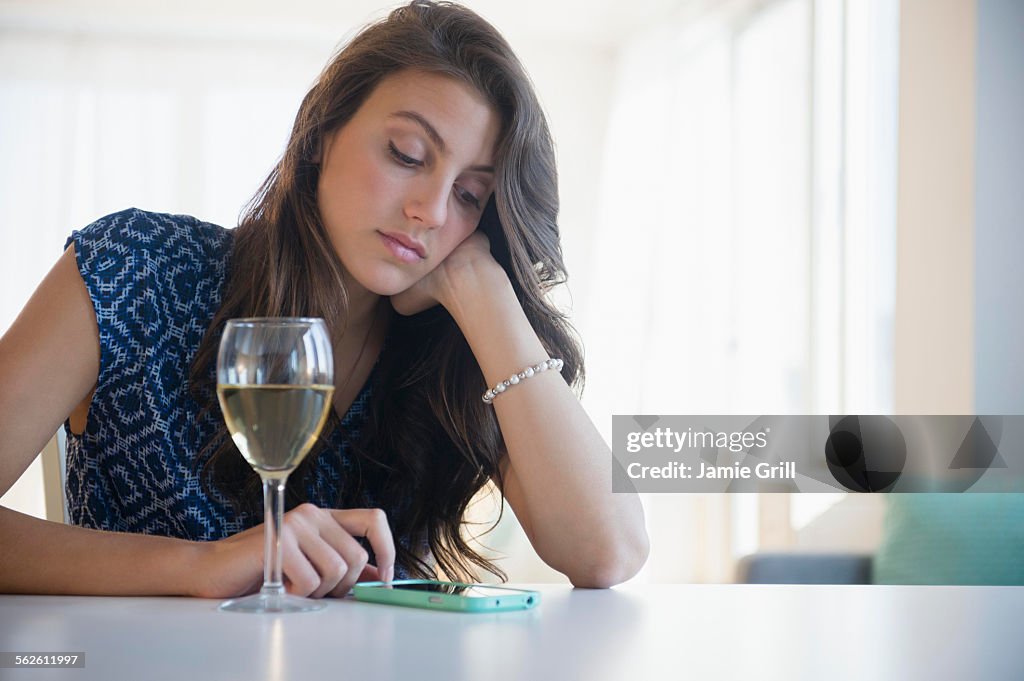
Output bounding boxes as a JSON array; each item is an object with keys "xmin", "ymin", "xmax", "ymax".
[
  {"xmin": 893, "ymin": 0, "xmax": 976, "ymax": 414},
  {"xmin": 975, "ymin": 0, "xmax": 1024, "ymax": 414}
]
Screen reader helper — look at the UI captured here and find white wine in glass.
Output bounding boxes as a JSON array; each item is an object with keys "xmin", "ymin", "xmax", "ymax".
[
  {"xmin": 216, "ymin": 318, "xmax": 334, "ymax": 613},
  {"xmin": 219, "ymin": 384, "xmax": 334, "ymax": 474}
]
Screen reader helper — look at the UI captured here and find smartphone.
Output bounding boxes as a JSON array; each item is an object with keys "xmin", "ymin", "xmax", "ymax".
[{"xmin": 352, "ymin": 580, "xmax": 540, "ymax": 613}]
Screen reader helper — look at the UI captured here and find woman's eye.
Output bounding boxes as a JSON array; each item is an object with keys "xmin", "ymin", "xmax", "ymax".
[
  {"xmin": 388, "ymin": 141, "xmax": 422, "ymax": 167},
  {"xmin": 456, "ymin": 186, "xmax": 481, "ymax": 210}
]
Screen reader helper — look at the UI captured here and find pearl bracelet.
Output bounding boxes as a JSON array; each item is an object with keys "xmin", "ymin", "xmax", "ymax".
[{"xmin": 482, "ymin": 358, "xmax": 564, "ymax": 404}]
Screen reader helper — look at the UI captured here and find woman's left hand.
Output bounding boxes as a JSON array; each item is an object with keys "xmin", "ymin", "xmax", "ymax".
[{"xmin": 390, "ymin": 230, "xmax": 502, "ymax": 316}]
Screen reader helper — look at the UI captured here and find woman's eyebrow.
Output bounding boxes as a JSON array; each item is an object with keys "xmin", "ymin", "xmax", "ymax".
[
  {"xmin": 390, "ymin": 110, "xmax": 495, "ymax": 174},
  {"xmin": 391, "ymin": 110, "xmax": 445, "ymax": 151}
]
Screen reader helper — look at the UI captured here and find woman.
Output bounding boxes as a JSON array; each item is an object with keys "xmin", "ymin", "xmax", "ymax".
[{"xmin": 0, "ymin": 0, "xmax": 648, "ymax": 598}]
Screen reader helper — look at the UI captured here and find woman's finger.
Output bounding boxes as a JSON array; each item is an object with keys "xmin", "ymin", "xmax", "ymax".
[
  {"xmin": 307, "ymin": 517, "xmax": 370, "ymax": 598},
  {"xmin": 358, "ymin": 564, "xmax": 382, "ymax": 583},
  {"xmin": 298, "ymin": 535, "xmax": 356, "ymax": 599},
  {"xmin": 279, "ymin": 521, "xmax": 324, "ymax": 598},
  {"xmin": 330, "ymin": 508, "xmax": 396, "ymax": 583}
]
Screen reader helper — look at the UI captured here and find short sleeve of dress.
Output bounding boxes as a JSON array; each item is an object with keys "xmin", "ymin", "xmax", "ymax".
[
  {"xmin": 65, "ymin": 207, "xmax": 232, "ymax": 390},
  {"xmin": 63, "ymin": 208, "xmax": 236, "ymax": 538}
]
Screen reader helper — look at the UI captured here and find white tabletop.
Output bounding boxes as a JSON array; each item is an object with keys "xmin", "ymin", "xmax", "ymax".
[{"xmin": 1, "ymin": 584, "xmax": 1021, "ymax": 681}]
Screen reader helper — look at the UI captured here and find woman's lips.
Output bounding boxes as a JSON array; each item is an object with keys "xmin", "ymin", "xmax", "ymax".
[{"xmin": 378, "ymin": 231, "xmax": 426, "ymax": 263}]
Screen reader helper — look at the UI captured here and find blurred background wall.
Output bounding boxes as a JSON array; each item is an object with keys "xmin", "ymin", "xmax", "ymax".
[{"xmin": 1, "ymin": 0, "xmax": 1020, "ymax": 583}]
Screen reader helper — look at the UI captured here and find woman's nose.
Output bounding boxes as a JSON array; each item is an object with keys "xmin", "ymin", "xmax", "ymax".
[{"xmin": 404, "ymin": 178, "xmax": 448, "ymax": 229}]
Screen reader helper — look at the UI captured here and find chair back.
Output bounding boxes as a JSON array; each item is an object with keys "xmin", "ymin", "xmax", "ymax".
[{"xmin": 40, "ymin": 430, "xmax": 67, "ymax": 523}]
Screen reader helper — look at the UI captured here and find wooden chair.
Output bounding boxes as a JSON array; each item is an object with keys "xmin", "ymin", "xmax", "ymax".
[{"xmin": 39, "ymin": 431, "xmax": 67, "ymax": 523}]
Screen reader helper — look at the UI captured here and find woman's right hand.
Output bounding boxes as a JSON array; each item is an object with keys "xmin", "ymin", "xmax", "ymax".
[{"xmin": 192, "ymin": 504, "xmax": 395, "ymax": 600}]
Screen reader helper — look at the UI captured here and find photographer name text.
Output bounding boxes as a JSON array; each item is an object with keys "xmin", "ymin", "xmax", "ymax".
[{"xmin": 626, "ymin": 460, "xmax": 796, "ymax": 480}]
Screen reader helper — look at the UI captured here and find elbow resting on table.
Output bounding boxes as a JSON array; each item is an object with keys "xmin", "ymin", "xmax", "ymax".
[{"xmin": 565, "ymin": 532, "xmax": 651, "ymax": 589}]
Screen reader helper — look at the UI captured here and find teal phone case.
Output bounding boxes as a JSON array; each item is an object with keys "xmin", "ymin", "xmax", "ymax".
[{"xmin": 352, "ymin": 580, "xmax": 540, "ymax": 613}]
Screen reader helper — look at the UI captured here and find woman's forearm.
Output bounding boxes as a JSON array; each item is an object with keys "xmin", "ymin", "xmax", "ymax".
[
  {"xmin": 441, "ymin": 263, "xmax": 649, "ymax": 587},
  {"xmin": 0, "ymin": 506, "xmax": 204, "ymax": 596}
]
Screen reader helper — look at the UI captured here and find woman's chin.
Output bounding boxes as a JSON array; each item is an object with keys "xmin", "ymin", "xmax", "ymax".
[{"xmin": 355, "ymin": 268, "xmax": 419, "ymax": 298}]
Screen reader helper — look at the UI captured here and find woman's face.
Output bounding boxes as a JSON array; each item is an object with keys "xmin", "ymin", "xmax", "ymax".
[{"xmin": 317, "ymin": 69, "xmax": 500, "ymax": 297}]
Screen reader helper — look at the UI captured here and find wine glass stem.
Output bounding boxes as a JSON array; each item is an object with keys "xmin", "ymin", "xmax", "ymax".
[{"xmin": 261, "ymin": 476, "xmax": 288, "ymax": 599}]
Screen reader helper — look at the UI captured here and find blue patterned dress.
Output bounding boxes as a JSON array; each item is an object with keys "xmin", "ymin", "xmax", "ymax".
[{"xmin": 64, "ymin": 208, "xmax": 392, "ymax": 550}]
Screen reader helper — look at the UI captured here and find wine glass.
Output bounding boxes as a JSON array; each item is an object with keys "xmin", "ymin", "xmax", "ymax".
[{"xmin": 216, "ymin": 318, "xmax": 334, "ymax": 613}]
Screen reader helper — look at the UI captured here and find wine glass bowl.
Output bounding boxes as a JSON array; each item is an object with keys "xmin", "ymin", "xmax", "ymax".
[{"xmin": 215, "ymin": 318, "xmax": 334, "ymax": 613}]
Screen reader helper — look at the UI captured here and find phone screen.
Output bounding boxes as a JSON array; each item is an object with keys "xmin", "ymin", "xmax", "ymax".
[{"xmin": 385, "ymin": 582, "xmax": 525, "ymax": 599}]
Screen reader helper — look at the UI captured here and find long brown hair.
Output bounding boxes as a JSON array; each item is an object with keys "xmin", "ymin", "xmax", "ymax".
[{"xmin": 189, "ymin": 0, "xmax": 583, "ymax": 582}]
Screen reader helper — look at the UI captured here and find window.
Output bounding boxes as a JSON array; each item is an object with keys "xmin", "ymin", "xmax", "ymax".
[{"xmin": 577, "ymin": 0, "xmax": 897, "ymax": 579}]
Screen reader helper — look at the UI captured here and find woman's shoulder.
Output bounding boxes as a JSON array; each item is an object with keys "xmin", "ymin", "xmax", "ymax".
[
  {"xmin": 67, "ymin": 207, "xmax": 233, "ymax": 266},
  {"xmin": 65, "ymin": 207, "xmax": 235, "ymax": 335}
]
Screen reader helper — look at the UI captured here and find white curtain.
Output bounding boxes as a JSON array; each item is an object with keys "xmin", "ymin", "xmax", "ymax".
[
  {"xmin": 0, "ymin": 29, "xmax": 333, "ymax": 334},
  {"xmin": 566, "ymin": 0, "xmax": 897, "ymax": 582}
]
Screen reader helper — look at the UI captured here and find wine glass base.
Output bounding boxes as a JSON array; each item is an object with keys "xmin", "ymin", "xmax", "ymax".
[{"xmin": 219, "ymin": 592, "xmax": 326, "ymax": 614}]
